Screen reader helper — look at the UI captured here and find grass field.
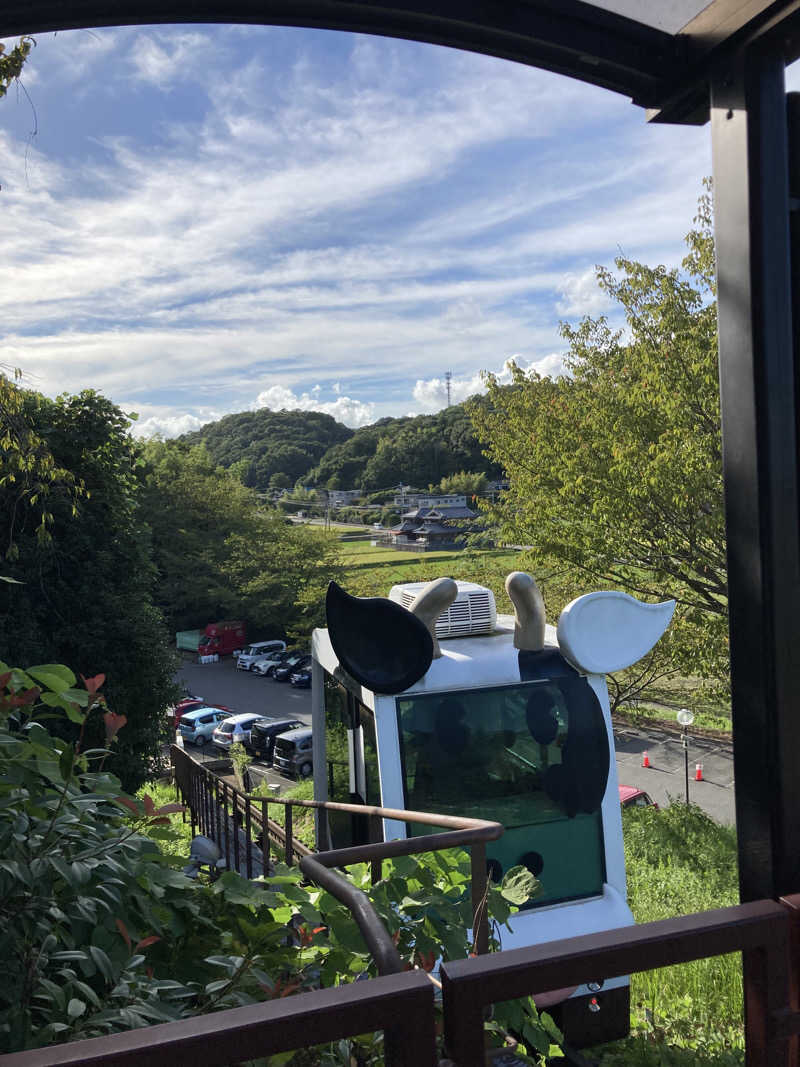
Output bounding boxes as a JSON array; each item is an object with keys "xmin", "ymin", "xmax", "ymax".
[{"xmin": 338, "ymin": 541, "xmax": 526, "ymax": 601}]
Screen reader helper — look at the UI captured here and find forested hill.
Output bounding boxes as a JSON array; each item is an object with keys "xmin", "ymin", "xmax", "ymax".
[
  {"xmin": 181, "ymin": 409, "xmax": 353, "ymax": 489},
  {"xmin": 180, "ymin": 398, "xmax": 503, "ymax": 492}
]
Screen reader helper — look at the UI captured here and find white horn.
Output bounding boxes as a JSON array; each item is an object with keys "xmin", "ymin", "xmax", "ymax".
[
  {"xmin": 557, "ymin": 591, "xmax": 675, "ymax": 675},
  {"xmin": 505, "ymin": 571, "xmax": 546, "ymax": 651},
  {"xmin": 409, "ymin": 577, "xmax": 458, "ymax": 659}
]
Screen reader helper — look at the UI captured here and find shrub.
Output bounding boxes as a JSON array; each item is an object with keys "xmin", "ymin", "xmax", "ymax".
[{"xmin": 0, "ymin": 662, "xmax": 561, "ymax": 1062}]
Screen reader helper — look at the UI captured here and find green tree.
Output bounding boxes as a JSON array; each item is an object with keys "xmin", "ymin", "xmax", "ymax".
[
  {"xmin": 0, "ymin": 385, "xmax": 178, "ymax": 789},
  {"xmin": 470, "ymin": 189, "xmax": 728, "ymax": 692},
  {"xmin": 140, "ymin": 441, "xmax": 257, "ymax": 630},
  {"xmin": 141, "ymin": 441, "xmax": 341, "ymax": 640},
  {"xmin": 0, "ymin": 37, "xmax": 33, "ymax": 99},
  {"xmin": 435, "ymin": 470, "xmax": 488, "ymax": 497}
]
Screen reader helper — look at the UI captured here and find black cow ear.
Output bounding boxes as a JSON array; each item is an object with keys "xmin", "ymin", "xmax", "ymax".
[{"xmin": 325, "ymin": 581, "xmax": 434, "ymax": 694}]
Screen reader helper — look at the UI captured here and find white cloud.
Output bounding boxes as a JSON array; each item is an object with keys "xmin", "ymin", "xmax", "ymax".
[
  {"xmin": 0, "ymin": 26, "xmax": 712, "ymax": 434},
  {"xmin": 254, "ymin": 385, "xmax": 375, "ymax": 427},
  {"xmin": 133, "ymin": 412, "xmax": 207, "ymax": 438},
  {"xmin": 556, "ymin": 268, "xmax": 611, "ymax": 317},
  {"xmin": 128, "ymin": 31, "xmax": 210, "ymax": 88},
  {"xmin": 412, "ymin": 353, "xmax": 566, "ymax": 413}
]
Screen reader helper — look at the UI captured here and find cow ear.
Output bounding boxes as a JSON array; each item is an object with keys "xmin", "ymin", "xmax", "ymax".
[
  {"xmin": 325, "ymin": 582, "xmax": 434, "ymax": 694},
  {"xmin": 556, "ymin": 591, "xmax": 675, "ymax": 675}
]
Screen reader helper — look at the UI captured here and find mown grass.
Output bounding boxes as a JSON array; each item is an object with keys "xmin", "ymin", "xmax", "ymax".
[
  {"xmin": 593, "ymin": 804, "xmax": 743, "ymax": 1065},
  {"xmin": 339, "ymin": 543, "xmax": 525, "ymax": 601}
]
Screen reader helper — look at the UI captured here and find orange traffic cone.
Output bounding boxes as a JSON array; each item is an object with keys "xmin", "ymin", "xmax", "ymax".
[
  {"xmin": 695, "ymin": 762, "xmax": 704, "ymax": 781},
  {"xmin": 642, "ymin": 750, "xmax": 650, "ymax": 768}
]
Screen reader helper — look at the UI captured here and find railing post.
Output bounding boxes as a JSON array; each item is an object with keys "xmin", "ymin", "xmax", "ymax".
[
  {"xmin": 261, "ymin": 798, "xmax": 270, "ymax": 871},
  {"xmin": 245, "ymin": 795, "xmax": 253, "ymax": 879},
  {"xmin": 441, "ymin": 967, "xmax": 485, "ymax": 1067},
  {"xmin": 285, "ymin": 803, "xmax": 294, "ymax": 867},
  {"xmin": 778, "ymin": 894, "xmax": 800, "ymax": 1062},
  {"xmin": 742, "ymin": 935, "xmax": 791, "ymax": 1066},
  {"xmin": 215, "ymin": 778, "xmax": 221, "ymax": 849},
  {"xmin": 384, "ymin": 979, "xmax": 438, "ymax": 1067},
  {"xmin": 470, "ymin": 841, "xmax": 488, "ymax": 955},
  {"xmin": 223, "ymin": 782, "xmax": 230, "ymax": 871},
  {"xmin": 233, "ymin": 789, "xmax": 241, "ymax": 873},
  {"xmin": 189, "ymin": 764, "xmax": 196, "ymax": 839}
]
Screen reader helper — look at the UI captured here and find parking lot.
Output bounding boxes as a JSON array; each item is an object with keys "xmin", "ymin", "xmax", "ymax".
[
  {"xmin": 176, "ymin": 654, "xmax": 312, "ymax": 725},
  {"xmin": 175, "ymin": 655, "xmax": 312, "ymax": 790}
]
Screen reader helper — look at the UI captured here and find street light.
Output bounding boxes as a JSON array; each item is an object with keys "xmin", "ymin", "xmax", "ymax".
[{"xmin": 677, "ymin": 707, "xmax": 694, "ymax": 805}]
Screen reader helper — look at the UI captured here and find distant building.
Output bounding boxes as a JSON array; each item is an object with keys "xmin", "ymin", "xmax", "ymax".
[
  {"xmin": 389, "ymin": 500, "xmax": 478, "ymax": 551},
  {"xmin": 392, "ymin": 492, "xmax": 468, "ymax": 509},
  {"xmin": 325, "ymin": 489, "xmax": 363, "ymax": 506}
]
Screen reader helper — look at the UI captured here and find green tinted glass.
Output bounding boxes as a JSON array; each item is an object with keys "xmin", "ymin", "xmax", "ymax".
[{"xmin": 396, "ymin": 680, "xmax": 606, "ymax": 907}]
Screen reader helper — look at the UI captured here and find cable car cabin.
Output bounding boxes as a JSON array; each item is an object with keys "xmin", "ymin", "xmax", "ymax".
[{"xmin": 311, "ymin": 572, "xmax": 674, "ymax": 1044}]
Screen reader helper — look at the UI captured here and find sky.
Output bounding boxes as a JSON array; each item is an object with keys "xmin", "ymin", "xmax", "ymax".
[{"xmin": 0, "ymin": 22, "xmax": 732, "ymax": 437}]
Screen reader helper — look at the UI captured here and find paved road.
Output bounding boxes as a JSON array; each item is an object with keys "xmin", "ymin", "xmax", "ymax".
[
  {"xmin": 176, "ymin": 656, "xmax": 736, "ymax": 824},
  {"xmin": 177, "ymin": 655, "xmax": 312, "ymax": 725},
  {"xmin": 613, "ymin": 721, "xmax": 735, "ymax": 825}
]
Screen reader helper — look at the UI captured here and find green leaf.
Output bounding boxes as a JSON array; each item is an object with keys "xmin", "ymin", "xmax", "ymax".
[
  {"xmin": 27, "ymin": 665, "xmax": 76, "ymax": 692},
  {"xmin": 500, "ymin": 865, "xmax": 540, "ymax": 906}
]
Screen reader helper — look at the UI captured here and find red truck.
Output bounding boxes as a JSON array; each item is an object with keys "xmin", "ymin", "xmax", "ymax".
[{"xmin": 197, "ymin": 621, "xmax": 246, "ymax": 657}]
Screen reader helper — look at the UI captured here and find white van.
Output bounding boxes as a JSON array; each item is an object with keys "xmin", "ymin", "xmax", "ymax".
[{"xmin": 236, "ymin": 640, "xmax": 286, "ymax": 671}]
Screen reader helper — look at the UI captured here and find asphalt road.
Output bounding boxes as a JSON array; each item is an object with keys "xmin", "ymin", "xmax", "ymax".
[
  {"xmin": 177, "ymin": 654, "xmax": 313, "ymax": 726},
  {"xmin": 175, "ymin": 656, "xmax": 736, "ymax": 824}
]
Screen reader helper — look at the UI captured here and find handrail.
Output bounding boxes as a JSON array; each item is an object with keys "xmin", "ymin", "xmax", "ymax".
[
  {"xmin": 171, "ymin": 746, "xmax": 504, "ymax": 971},
  {"xmin": 440, "ymin": 897, "xmax": 799, "ymax": 1067},
  {"xmin": 0, "ymin": 970, "xmax": 438, "ymax": 1067}
]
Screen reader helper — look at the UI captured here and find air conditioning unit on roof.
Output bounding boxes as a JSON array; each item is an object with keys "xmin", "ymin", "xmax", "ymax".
[{"xmin": 388, "ymin": 580, "xmax": 496, "ymax": 638}]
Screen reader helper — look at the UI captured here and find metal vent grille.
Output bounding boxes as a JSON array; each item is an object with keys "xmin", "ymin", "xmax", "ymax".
[{"xmin": 389, "ymin": 581, "xmax": 496, "ymax": 638}]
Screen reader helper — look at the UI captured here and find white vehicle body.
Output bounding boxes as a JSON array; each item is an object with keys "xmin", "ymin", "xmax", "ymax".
[
  {"xmin": 311, "ymin": 578, "xmax": 674, "ymax": 1044},
  {"xmin": 236, "ymin": 640, "xmax": 286, "ymax": 671}
]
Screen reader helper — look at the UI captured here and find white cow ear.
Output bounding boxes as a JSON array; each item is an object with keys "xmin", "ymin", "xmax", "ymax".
[{"xmin": 556, "ymin": 592, "xmax": 675, "ymax": 675}]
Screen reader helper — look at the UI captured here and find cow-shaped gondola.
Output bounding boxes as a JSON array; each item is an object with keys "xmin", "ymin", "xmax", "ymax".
[{"xmin": 311, "ymin": 572, "xmax": 674, "ymax": 1045}]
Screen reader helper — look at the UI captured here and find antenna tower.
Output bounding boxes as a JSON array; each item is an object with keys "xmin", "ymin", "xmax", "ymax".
[{"xmin": 445, "ymin": 370, "xmax": 452, "ymax": 407}]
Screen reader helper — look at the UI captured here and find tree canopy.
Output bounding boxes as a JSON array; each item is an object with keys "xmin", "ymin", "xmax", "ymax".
[
  {"xmin": 140, "ymin": 440, "xmax": 341, "ymax": 639},
  {"xmin": 0, "ymin": 383, "xmax": 177, "ymax": 789},
  {"xmin": 181, "ymin": 409, "xmax": 352, "ymax": 492},
  {"xmin": 470, "ymin": 189, "xmax": 728, "ymax": 690}
]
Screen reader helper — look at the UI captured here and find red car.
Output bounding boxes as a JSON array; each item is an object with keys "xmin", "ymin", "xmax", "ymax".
[
  {"xmin": 171, "ymin": 696, "xmax": 231, "ymax": 733},
  {"xmin": 619, "ymin": 785, "xmax": 658, "ymax": 809}
]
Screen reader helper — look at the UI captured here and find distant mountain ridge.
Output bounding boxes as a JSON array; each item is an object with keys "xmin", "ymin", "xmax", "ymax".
[{"xmin": 180, "ymin": 398, "xmax": 502, "ymax": 492}]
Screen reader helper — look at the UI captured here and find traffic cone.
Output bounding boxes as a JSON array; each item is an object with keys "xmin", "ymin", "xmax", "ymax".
[
  {"xmin": 695, "ymin": 762, "xmax": 704, "ymax": 781},
  {"xmin": 642, "ymin": 750, "xmax": 650, "ymax": 768}
]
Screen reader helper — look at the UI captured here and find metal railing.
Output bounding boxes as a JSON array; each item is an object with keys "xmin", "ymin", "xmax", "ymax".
[
  {"xmin": 440, "ymin": 894, "xmax": 800, "ymax": 1066},
  {"xmin": 4, "ymin": 748, "xmax": 800, "ymax": 1065},
  {"xmin": 172, "ymin": 745, "xmax": 504, "ymax": 965},
  {"xmin": 4, "ymin": 898, "xmax": 800, "ymax": 1065},
  {"xmin": 0, "ymin": 969, "xmax": 437, "ymax": 1067}
]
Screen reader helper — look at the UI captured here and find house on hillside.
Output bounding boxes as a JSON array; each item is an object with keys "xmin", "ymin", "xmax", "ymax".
[
  {"xmin": 323, "ymin": 488, "xmax": 363, "ymax": 507},
  {"xmin": 388, "ymin": 499, "xmax": 478, "ymax": 551}
]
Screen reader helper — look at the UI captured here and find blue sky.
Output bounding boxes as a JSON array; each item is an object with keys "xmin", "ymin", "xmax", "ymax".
[{"xmin": 0, "ymin": 23, "xmax": 736, "ymax": 436}]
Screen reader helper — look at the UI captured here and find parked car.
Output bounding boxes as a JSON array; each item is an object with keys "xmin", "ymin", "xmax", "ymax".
[
  {"xmin": 236, "ymin": 639, "xmax": 286, "ymax": 672},
  {"xmin": 212, "ymin": 712, "xmax": 264, "ymax": 752},
  {"xmin": 273, "ymin": 651, "xmax": 310, "ymax": 683},
  {"xmin": 619, "ymin": 785, "xmax": 658, "ymax": 809},
  {"xmin": 178, "ymin": 706, "xmax": 233, "ymax": 747},
  {"xmin": 289, "ymin": 658, "xmax": 313, "ymax": 688},
  {"xmin": 254, "ymin": 648, "xmax": 300, "ymax": 678},
  {"xmin": 273, "ymin": 727, "xmax": 313, "ymax": 778},
  {"xmin": 172, "ymin": 698, "xmax": 232, "ymax": 733},
  {"xmin": 248, "ymin": 716, "xmax": 305, "ymax": 762}
]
